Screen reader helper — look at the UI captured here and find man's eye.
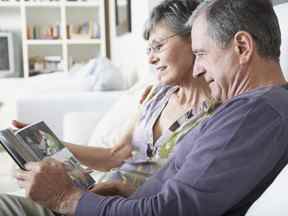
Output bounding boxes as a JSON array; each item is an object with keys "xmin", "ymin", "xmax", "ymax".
[{"xmin": 195, "ymin": 53, "xmax": 204, "ymax": 58}]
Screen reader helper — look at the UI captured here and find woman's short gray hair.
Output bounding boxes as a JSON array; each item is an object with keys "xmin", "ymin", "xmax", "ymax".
[{"xmin": 143, "ymin": 0, "xmax": 199, "ymax": 40}]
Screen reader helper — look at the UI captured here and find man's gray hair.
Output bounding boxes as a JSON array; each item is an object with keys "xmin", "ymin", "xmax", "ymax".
[{"xmin": 187, "ymin": 0, "xmax": 281, "ymax": 61}]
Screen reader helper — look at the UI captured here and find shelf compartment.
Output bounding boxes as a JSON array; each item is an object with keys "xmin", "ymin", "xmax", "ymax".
[
  {"xmin": 28, "ymin": 44, "xmax": 63, "ymax": 76},
  {"xmin": 26, "ymin": 6, "xmax": 62, "ymax": 40},
  {"xmin": 66, "ymin": 6, "xmax": 101, "ymax": 39}
]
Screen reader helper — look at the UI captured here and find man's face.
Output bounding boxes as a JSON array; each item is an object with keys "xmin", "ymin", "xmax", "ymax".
[{"xmin": 191, "ymin": 15, "xmax": 241, "ymax": 102}]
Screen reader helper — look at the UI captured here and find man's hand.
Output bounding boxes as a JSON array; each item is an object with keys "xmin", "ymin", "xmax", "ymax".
[
  {"xmin": 90, "ymin": 181, "xmax": 136, "ymax": 197},
  {"xmin": 15, "ymin": 159, "xmax": 82, "ymax": 215}
]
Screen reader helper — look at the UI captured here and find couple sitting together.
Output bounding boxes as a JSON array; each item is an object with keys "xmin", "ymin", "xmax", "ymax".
[{"xmin": 1, "ymin": 0, "xmax": 288, "ymax": 215}]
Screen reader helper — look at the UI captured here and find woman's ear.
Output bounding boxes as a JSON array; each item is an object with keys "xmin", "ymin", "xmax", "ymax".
[{"xmin": 233, "ymin": 31, "xmax": 254, "ymax": 64}]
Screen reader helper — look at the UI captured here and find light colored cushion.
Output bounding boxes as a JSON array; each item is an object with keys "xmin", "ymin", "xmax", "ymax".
[
  {"xmin": 245, "ymin": 165, "xmax": 288, "ymax": 216},
  {"xmin": 274, "ymin": 3, "xmax": 288, "ymax": 79},
  {"xmin": 91, "ymin": 57, "xmax": 127, "ymax": 91},
  {"xmin": 68, "ymin": 58, "xmax": 98, "ymax": 78},
  {"xmin": 63, "ymin": 112, "xmax": 103, "ymax": 145},
  {"xmin": 87, "ymin": 81, "xmax": 152, "ymax": 148},
  {"xmin": 21, "ymin": 78, "xmax": 94, "ymax": 94},
  {"xmin": 87, "ymin": 93, "xmax": 139, "ymax": 148}
]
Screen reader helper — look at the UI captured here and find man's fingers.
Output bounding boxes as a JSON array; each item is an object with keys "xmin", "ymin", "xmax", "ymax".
[
  {"xmin": 24, "ymin": 161, "xmax": 41, "ymax": 172},
  {"xmin": 15, "ymin": 169, "xmax": 31, "ymax": 181},
  {"xmin": 16, "ymin": 179, "xmax": 29, "ymax": 189}
]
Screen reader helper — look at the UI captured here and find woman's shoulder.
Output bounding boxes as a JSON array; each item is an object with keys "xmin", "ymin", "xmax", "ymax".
[
  {"xmin": 139, "ymin": 84, "xmax": 177, "ymax": 117},
  {"xmin": 143, "ymin": 84, "xmax": 177, "ymax": 105}
]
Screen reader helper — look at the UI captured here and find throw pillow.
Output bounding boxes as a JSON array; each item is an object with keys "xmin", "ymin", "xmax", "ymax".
[
  {"xmin": 87, "ymin": 83, "xmax": 150, "ymax": 148},
  {"xmin": 91, "ymin": 57, "xmax": 126, "ymax": 91}
]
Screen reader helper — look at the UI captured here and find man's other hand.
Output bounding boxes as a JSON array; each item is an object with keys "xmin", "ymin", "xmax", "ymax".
[{"xmin": 15, "ymin": 159, "xmax": 82, "ymax": 215}]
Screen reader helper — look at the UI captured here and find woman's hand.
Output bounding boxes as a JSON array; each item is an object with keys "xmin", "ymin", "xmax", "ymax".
[
  {"xmin": 11, "ymin": 120, "xmax": 28, "ymax": 130},
  {"xmin": 89, "ymin": 181, "xmax": 136, "ymax": 197}
]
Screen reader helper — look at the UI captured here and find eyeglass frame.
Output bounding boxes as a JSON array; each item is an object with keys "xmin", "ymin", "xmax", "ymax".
[{"xmin": 146, "ymin": 33, "xmax": 178, "ymax": 55}]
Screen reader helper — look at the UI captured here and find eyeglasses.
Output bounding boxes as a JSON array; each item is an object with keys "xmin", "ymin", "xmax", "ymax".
[{"xmin": 146, "ymin": 33, "xmax": 178, "ymax": 55}]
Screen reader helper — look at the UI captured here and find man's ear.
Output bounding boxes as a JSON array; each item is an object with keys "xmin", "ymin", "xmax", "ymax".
[{"xmin": 233, "ymin": 31, "xmax": 254, "ymax": 64}]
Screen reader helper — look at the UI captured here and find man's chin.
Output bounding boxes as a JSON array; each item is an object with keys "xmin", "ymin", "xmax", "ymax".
[{"xmin": 211, "ymin": 89, "xmax": 222, "ymax": 102}]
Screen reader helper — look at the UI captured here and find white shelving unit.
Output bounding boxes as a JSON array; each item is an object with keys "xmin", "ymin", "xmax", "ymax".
[{"xmin": 0, "ymin": 0, "xmax": 107, "ymax": 77}]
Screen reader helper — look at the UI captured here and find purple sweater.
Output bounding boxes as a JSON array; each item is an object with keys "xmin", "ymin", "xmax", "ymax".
[{"xmin": 76, "ymin": 85, "xmax": 288, "ymax": 216}]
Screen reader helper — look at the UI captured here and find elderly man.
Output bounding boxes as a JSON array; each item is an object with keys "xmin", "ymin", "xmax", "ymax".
[{"xmin": 1, "ymin": 0, "xmax": 288, "ymax": 215}]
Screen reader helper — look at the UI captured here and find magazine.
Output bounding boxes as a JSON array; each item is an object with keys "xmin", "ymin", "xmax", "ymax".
[{"xmin": 0, "ymin": 121, "xmax": 95, "ymax": 190}]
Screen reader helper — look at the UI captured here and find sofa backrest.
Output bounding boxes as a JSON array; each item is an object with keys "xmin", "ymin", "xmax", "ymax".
[{"xmin": 275, "ymin": 2, "xmax": 288, "ymax": 79}]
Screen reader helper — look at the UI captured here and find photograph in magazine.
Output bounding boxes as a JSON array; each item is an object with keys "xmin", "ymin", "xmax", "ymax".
[{"xmin": 0, "ymin": 121, "xmax": 95, "ymax": 190}]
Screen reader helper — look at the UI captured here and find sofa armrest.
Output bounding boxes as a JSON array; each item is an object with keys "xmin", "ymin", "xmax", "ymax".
[
  {"xmin": 63, "ymin": 112, "xmax": 103, "ymax": 145},
  {"xmin": 16, "ymin": 91, "xmax": 125, "ymax": 139}
]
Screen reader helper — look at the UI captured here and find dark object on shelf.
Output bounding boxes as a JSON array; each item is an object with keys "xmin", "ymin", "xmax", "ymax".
[{"xmin": 115, "ymin": 0, "xmax": 131, "ymax": 36}]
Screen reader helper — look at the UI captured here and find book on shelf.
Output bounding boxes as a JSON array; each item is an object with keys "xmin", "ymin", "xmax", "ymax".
[
  {"xmin": 67, "ymin": 19, "xmax": 100, "ymax": 39},
  {"xmin": 29, "ymin": 56, "xmax": 63, "ymax": 75},
  {"xmin": 0, "ymin": 121, "xmax": 95, "ymax": 190},
  {"xmin": 27, "ymin": 25, "xmax": 60, "ymax": 40}
]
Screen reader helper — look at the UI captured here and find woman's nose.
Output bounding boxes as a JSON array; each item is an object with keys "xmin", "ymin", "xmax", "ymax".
[{"xmin": 148, "ymin": 52, "xmax": 159, "ymax": 65}]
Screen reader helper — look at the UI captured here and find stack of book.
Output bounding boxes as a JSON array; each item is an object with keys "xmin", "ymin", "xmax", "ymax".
[
  {"xmin": 29, "ymin": 56, "xmax": 63, "ymax": 76},
  {"xmin": 27, "ymin": 25, "xmax": 61, "ymax": 40}
]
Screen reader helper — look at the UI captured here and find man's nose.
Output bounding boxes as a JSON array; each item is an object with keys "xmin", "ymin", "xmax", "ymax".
[{"xmin": 193, "ymin": 63, "xmax": 205, "ymax": 78}]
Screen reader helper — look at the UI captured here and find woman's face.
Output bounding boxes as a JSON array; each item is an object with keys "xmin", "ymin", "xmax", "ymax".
[{"xmin": 147, "ymin": 23, "xmax": 194, "ymax": 85}]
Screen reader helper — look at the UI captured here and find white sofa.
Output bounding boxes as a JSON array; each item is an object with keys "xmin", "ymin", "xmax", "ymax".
[{"xmin": 0, "ymin": 57, "xmax": 139, "ymax": 137}]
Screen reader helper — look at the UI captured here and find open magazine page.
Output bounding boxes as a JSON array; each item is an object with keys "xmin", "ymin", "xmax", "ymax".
[
  {"xmin": 0, "ymin": 129, "xmax": 40, "ymax": 170},
  {"xmin": 52, "ymin": 148, "xmax": 96, "ymax": 190},
  {"xmin": 14, "ymin": 121, "xmax": 95, "ymax": 190}
]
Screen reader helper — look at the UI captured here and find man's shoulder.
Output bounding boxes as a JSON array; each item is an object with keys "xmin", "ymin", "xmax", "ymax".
[
  {"xmin": 232, "ymin": 85, "xmax": 288, "ymax": 118},
  {"xmin": 199, "ymin": 85, "xmax": 288, "ymax": 132}
]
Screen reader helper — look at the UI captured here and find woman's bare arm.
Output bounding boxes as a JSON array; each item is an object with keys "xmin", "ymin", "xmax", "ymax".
[{"xmin": 65, "ymin": 124, "xmax": 134, "ymax": 171}]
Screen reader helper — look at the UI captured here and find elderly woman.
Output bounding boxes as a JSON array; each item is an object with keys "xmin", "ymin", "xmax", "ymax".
[
  {"xmin": 65, "ymin": 0, "xmax": 218, "ymax": 194},
  {"xmin": 11, "ymin": 0, "xmax": 216, "ymax": 203}
]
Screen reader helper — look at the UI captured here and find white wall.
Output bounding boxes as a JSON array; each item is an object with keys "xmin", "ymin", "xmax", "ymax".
[{"xmin": 109, "ymin": 0, "xmax": 162, "ymax": 86}]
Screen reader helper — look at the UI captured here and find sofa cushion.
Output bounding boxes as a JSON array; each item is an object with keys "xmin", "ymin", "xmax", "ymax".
[
  {"xmin": 274, "ymin": 3, "xmax": 288, "ymax": 79},
  {"xmin": 245, "ymin": 165, "xmax": 288, "ymax": 216},
  {"xmin": 91, "ymin": 57, "xmax": 127, "ymax": 91},
  {"xmin": 87, "ymin": 81, "xmax": 152, "ymax": 148}
]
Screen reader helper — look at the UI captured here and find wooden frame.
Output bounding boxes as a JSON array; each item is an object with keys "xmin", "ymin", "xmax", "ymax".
[{"xmin": 115, "ymin": 0, "xmax": 131, "ymax": 36}]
